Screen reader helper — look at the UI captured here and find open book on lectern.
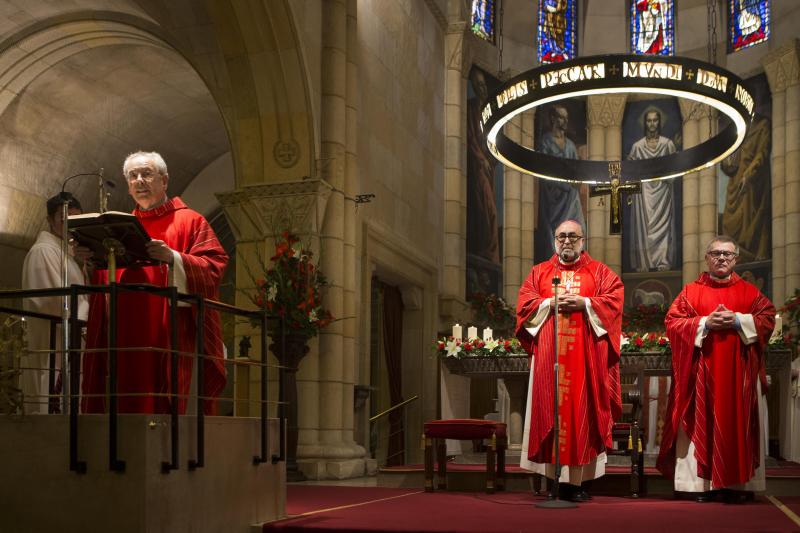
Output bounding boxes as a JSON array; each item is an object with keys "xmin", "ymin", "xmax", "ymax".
[{"xmin": 68, "ymin": 211, "xmax": 156, "ymax": 269}]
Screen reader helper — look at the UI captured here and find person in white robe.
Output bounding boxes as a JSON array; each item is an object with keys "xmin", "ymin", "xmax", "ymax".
[
  {"xmin": 20, "ymin": 193, "xmax": 90, "ymax": 414},
  {"xmin": 627, "ymin": 109, "xmax": 677, "ymax": 272}
]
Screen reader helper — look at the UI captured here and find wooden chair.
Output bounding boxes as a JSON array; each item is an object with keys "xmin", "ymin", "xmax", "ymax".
[
  {"xmin": 608, "ymin": 365, "xmax": 646, "ymax": 497},
  {"xmin": 423, "ymin": 419, "xmax": 507, "ymax": 493}
]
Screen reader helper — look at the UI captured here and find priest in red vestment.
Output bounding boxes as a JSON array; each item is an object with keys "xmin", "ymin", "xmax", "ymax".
[
  {"xmin": 516, "ymin": 220, "xmax": 624, "ymax": 501},
  {"xmin": 82, "ymin": 151, "xmax": 228, "ymax": 414},
  {"xmin": 657, "ymin": 236, "xmax": 775, "ymax": 503}
]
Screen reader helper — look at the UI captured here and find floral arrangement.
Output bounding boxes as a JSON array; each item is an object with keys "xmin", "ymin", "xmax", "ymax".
[
  {"xmin": 248, "ymin": 232, "xmax": 333, "ymax": 338},
  {"xmin": 620, "ymin": 303, "xmax": 670, "ymax": 354},
  {"xmin": 777, "ymin": 288, "xmax": 800, "ymax": 348},
  {"xmin": 620, "ymin": 331, "xmax": 670, "ymax": 354},
  {"xmin": 468, "ymin": 292, "xmax": 516, "ymax": 335},
  {"xmin": 433, "ymin": 336, "xmax": 523, "ymax": 359}
]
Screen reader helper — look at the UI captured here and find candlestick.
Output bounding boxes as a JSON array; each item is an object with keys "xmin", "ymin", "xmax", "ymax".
[
  {"xmin": 483, "ymin": 327, "xmax": 493, "ymax": 341},
  {"xmin": 452, "ymin": 323, "xmax": 462, "ymax": 340},
  {"xmin": 773, "ymin": 314, "xmax": 782, "ymax": 338},
  {"xmin": 467, "ymin": 326, "xmax": 478, "ymax": 340}
]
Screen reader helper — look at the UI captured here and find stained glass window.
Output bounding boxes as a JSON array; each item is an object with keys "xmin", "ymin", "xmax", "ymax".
[
  {"xmin": 538, "ymin": 0, "xmax": 577, "ymax": 64},
  {"xmin": 729, "ymin": 0, "xmax": 770, "ymax": 52},
  {"xmin": 630, "ymin": 0, "xmax": 675, "ymax": 56},
  {"xmin": 471, "ymin": 0, "xmax": 495, "ymax": 43}
]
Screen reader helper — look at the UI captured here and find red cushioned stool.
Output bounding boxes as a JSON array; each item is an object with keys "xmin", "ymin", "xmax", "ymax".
[{"xmin": 423, "ymin": 419, "xmax": 507, "ymax": 493}]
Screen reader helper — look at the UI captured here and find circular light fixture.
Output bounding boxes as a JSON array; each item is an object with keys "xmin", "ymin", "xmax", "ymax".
[{"xmin": 480, "ymin": 55, "xmax": 754, "ymax": 184}]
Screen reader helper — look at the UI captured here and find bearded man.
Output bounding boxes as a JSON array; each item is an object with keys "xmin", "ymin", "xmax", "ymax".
[{"xmin": 516, "ymin": 220, "xmax": 624, "ymax": 501}]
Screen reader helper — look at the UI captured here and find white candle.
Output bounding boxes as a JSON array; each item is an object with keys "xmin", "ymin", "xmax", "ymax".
[
  {"xmin": 483, "ymin": 327, "xmax": 493, "ymax": 341},
  {"xmin": 774, "ymin": 314, "xmax": 782, "ymax": 337},
  {"xmin": 452, "ymin": 323, "xmax": 462, "ymax": 340},
  {"xmin": 467, "ymin": 326, "xmax": 478, "ymax": 340}
]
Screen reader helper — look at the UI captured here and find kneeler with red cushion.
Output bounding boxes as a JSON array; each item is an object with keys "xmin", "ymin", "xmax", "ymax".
[{"xmin": 423, "ymin": 419, "xmax": 507, "ymax": 494}]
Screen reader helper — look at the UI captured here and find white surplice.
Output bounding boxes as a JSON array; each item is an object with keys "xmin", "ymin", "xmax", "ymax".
[{"xmin": 21, "ymin": 231, "xmax": 88, "ymax": 414}]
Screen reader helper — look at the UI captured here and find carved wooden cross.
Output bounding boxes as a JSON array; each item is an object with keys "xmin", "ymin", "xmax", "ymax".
[{"xmin": 589, "ymin": 161, "xmax": 641, "ymax": 235}]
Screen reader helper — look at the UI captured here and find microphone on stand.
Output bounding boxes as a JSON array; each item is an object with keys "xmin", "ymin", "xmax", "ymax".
[
  {"xmin": 535, "ymin": 275, "xmax": 576, "ymax": 509},
  {"xmin": 58, "ymin": 169, "xmax": 112, "ymax": 412}
]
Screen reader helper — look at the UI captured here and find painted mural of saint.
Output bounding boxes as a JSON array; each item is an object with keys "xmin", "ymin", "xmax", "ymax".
[
  {"xmin": 626, "ymin": 109, "xmax": 677, "ymax": 272},
  {"xmin": 535, "ymin": 104, "xmax": 584, "ymax": 261},
  {"xmin": 721, "ymin": 114, "xmax": 771, "ymax": 262}
]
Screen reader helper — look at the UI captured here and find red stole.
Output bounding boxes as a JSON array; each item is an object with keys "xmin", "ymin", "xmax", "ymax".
[
  {"xmin": 516, "ymin": 253, "xmax": 624, "ymax": 466},
  {"xmin": 82, "ymin": 197, "xmax": 228, "ymax": 414},
  {"xmin": 657, "ymin": 273, "xmax": 775, "ymax": 487}
]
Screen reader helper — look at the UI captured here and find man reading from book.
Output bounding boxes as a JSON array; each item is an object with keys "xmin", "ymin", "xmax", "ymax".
[{"xmin": 82, "ymin": 151, "xmax": 228, "ymax": 414}]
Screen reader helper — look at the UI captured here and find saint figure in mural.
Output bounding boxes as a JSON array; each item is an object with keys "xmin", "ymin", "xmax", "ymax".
[
  {"xmin": 627, "ymin": 109, "xmax": 677, "ymax": 272},
  {"xmin": 634, "ymin": 0, "xmax": 669, "ymax": 54},
  {"xmin": 467, "ymin": 67, "xmax": 500, "ymax": 266},
  {"xmin": 536, "ymin": 104, "xmax": 585, "ymax": 261},
  {"xmin": 721, "ymin": 114, "xmax": 771, "ymax": 262}
]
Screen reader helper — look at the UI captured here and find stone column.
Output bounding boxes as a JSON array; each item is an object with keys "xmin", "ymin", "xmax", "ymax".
[
  {"xmin": 342, "ymin": 0, "xmax": 360, "ymax": 453},
  {"xmin": 679, "ymin": 100, "xmax": 701, "ymax": 284},
  {"xmin": 587, "ymin": 94, "xmax": 626, "ymax": 273},
  {"xmin": 504, "ymin": 116, "xmax": 523, "ymax": 305},
  {"xmin": 520, "ymin": 111, "xmax": 535, "ymax": 281},
  {"xmin": 441, "ymin": 22, "xmax": 468, "ymax": 321},
  {"xmin": 587, "ymin": 96, "xmax": 608, "ymax": 263},
  {"xmin": 311, "ymin": 0, "xmax": 365, "ymax": 478},
  {"xmin": 678, "ymin": 101, "xmax": 717, "ymax": 283},
  {"xmin": 697, "ymin": 111, "xmax": 718, "ymax": 269},
  {"xmin": 764, "ymin": 40, "xmax": 800, "ymax": 304}
]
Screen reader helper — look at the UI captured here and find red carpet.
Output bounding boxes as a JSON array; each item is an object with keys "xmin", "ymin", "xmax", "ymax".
[
  {"xmin": 265, "ymin": 486, "xmax": 800, "ymax": 532},
  {"xmin": 382, "ymin": 461, "xmax": 800, "ymax": 477}
]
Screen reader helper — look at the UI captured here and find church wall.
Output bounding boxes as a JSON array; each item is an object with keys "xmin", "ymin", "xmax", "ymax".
[
  {"xmin": 356, "ymin": 0, "xmax": 445, "ymax": 265},
  {"xmin": 355, "ymin": 0, "xmax": 445, "ymax": 464}
]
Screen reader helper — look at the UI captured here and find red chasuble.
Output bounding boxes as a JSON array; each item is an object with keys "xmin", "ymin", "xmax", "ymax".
[
  {"xmin": 82, "ymin": 197, "xmax": 228, "ymax": 414},
  {"xmin": 516, "ymin": 252, "xmax": 623, "ymax": 466},
  {"xmin": 657, "ymin": 273, "xmax": 775, "ymax": 488}
]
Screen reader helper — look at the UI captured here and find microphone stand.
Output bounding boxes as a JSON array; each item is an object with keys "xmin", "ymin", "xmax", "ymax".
[
  {"xmin": 536, "ymin": 276, "xmax": 577, "ymax": 509},
  {"xmin": 59, "ymin": 197, "xmax": 71, "ymax": 414},
  {"xmin": 59, "ymin": 170, "xmax": 106, "ymax": 413}
]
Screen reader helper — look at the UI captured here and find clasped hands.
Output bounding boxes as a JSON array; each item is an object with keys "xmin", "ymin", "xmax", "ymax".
[
  {"xmin": 550, "ymin": 293, "xmax": 586, "ymax": 313},
  {"xmin": 706, "ymin": 303, "xmax": 737, "ymax": 330}
]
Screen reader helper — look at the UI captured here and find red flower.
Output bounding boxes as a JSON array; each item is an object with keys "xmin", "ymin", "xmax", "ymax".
[
  {"xmin": 658, "ymin": 337, "xmax": 667, "ymax": 346},
  {"xmin": 634, "ymin": 337, "xmax": 644, "ymax": 347}
]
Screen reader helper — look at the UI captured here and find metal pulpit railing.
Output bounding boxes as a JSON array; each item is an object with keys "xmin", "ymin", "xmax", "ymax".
[{"xmin": 0, "ymin": 284, "xmax": 285, "ymax": 474}]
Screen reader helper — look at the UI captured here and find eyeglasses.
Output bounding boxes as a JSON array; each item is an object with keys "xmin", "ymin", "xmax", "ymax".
[
  {"xmin": 555, "ymin": 233, "xmax": 583, "ymax": 243},
  {"xmin": 125, "ymin": 168, "xmax": 159, "ymax": 183},
  {"xmin": 706, "ymin": 250, "xmax": 738, "ymax": 259}
]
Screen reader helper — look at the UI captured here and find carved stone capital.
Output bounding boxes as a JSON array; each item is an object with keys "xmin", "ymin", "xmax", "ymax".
[
  {"xmin": 763, "ymin": 39, "xmax": 800, "ymax": 93},
  {"xmin": 678, "ymin": 99, "xmax": 715, "ymax": 122},
  {"xmin": 216, "ymin": 179, "xmax": 333, "ymax": 242},
  {"xmin": 588, "ymin": 94, "xmax": 627, "ymax": 128}
]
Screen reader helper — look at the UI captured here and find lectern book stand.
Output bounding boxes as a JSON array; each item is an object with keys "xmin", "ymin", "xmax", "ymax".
[{"xmin": 68, "ymin": 211, "xmax": 156, "ymax": 275}]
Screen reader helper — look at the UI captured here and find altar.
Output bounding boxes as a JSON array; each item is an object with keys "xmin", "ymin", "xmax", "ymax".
[{"xmin": 439, "ymin": 347, "xmax": 796, "ymax": 459}]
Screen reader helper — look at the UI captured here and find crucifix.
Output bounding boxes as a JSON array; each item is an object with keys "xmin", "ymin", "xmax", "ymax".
[{"xmin": 589, "ymin": 161, "xmax": 641, "ymax": 235}]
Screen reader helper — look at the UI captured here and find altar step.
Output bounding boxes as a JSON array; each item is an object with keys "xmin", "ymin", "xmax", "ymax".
[{"xmin": 378, "ymin": 458, "xmax": 800, "ymax": 497}]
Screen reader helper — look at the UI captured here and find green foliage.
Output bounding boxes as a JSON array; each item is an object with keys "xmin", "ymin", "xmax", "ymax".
[{"xmin": 467, "ymin": 292, "xmax": 515, "ymax": 335}]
